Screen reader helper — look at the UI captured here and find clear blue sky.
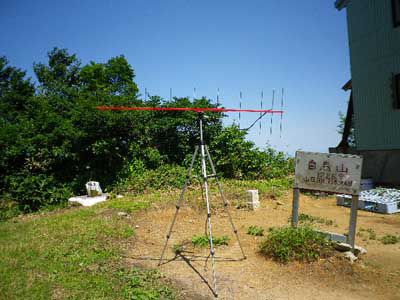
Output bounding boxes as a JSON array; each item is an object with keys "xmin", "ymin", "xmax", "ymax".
[{"xmin": 0, "ymin": 0, "xmax": 350, "ymax": 155}]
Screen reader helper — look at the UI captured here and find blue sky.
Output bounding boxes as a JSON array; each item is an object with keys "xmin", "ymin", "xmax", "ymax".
[{"xmin": 0, "ymin": 0, "xmax": 350, "ymax": 155}]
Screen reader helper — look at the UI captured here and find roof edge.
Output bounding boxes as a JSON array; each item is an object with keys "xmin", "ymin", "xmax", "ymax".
[{"xmin": 335, "ymin": 0, "xmax": 350, "ymax": 11}]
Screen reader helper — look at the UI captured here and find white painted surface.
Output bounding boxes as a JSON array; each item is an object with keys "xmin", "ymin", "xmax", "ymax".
[
  {"xmin": 247, "ymin": 189, "xmax": 260, "ymax": 210},
  {"xmin": 294, "ymin": 151, "xmax": 363, "ymax": 195},
  {"xmin": 85, "ymin": 181, "xmax": 102, "ymax": 197},
  {"xmin": 68, "ymin": 194, "xmax": 108, "ymax": 207}
]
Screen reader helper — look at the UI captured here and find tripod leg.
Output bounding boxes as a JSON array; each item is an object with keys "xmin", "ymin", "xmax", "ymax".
[
  {"xmin": 158, "ymin": 146, "xmax": 199, "ymax": 266},
  {"xmin": 205, "ymin": 146, "xmax": 246, "ymax": 260},
  {"xmin": 201, "ymin": 144, "xmax": 218, "ymax": 298}
]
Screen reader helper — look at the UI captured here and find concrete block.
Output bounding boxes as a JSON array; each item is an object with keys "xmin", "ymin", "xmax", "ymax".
[{"xmin": 247, "ymin": 189, "xmax": 260, "ymax": 210}]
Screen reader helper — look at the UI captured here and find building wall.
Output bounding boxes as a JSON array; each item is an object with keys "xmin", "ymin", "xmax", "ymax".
[{"xmin": 346, "ymin": 0, "xmax": 400, "ymax": 150}]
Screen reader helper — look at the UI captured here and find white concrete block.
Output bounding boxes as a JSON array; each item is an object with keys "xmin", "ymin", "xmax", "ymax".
[
  {"xmin": 247, "ymin": 189, "xmax": 260, "ymax": 210},
  {"xmin": 85, "ymin": 181, "xmax": 102, "ymax": 197}
]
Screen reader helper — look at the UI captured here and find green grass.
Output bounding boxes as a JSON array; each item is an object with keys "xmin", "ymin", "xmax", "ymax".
[
  {"xmin": 259, "ymin": 226, "xmax": 334, "ymax": 263},
  {"xmin": 247, "ymin": 225, "xmax": 265, "ymax": 236},
  {"xmin": 0, "ymin": 203, "xmax": 175, "ymax": 299},
  {"xmin": 357, "ymin": 227, "xmax": 377, "ymax": 241},
  {"xmin": 288, "ymin": 213, "xmax": 336, "ymax": 227},
  {"xmin": 380, "ymin": 234, "xmax": 400, "ymax": 245},
  {"xmin": 191, "ymin": 235, "xmax": 230, "ymax": 247}
]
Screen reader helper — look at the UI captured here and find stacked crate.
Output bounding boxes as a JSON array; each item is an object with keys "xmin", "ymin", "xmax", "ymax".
[{"xmin": 336, "ymin": 188, "xmax": 400, "ymax": 214}]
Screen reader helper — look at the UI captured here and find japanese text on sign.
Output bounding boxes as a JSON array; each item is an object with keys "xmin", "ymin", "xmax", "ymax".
[{"xmin": 294, "ymin": 151, "xmax": 363, "ymax": 195}]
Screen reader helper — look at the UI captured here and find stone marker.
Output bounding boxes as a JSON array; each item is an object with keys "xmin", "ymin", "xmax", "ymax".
[
  {"xmin": 247, "ymin": 190, "xmax": 260, "ymax": 210},
  {"xmin": 85, "ymin": 181, "xmax": 102, "ymax": 197}
]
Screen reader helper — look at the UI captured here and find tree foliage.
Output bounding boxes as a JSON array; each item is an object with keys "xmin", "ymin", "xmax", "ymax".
[{"xmin": 0, "ymin": 48, "xmax": 293, "ymax": 213}]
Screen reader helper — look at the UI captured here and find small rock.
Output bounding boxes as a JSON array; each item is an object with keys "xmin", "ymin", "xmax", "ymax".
[
  {"xmin": 117, "ymin": 212, "xmax": 128, "ymax": 217},
  {"xmin": 344, "ymin": 251, "xmax": 358, "ymax": 263},
  {"xmin": 354, "ymin": 245, "xmax": 367, "ymax": 256},
  {"xmin": 334, "ymin": 242, "xmax": 367, "ymax": 256},
  {"xmin": 135, "ymin": 225, "xmax": 140, "ymax": 229},
  {"xmin": 117, "ymin": 195, "xmax": 124, "ymax": 199},
  {"xmin": 335, "ymin": 242, "xmax": 352, "ymax": 252}
]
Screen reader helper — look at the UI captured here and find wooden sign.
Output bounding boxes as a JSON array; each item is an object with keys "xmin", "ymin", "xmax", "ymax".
[{"xmin": 294, "ymin": 151, "xmax": 363, "ymax": 195}]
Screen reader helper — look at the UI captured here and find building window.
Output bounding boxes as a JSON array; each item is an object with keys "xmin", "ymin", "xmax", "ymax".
[
  {"xmin": 393, "ymin": 74, "xmax": 400, "ymax": 109},
  {"xmin": 392, "ymin": 0, "xmax": 400, "ymax": 27}
]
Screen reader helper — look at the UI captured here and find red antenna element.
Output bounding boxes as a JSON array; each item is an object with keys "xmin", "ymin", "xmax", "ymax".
[
  {"xmin": 97, "ymin": 101, "xmax": 285, "ymax": 297},
  {"xmin": 96, "ymin": 106, "xmax": 283, "ymax": 114}
]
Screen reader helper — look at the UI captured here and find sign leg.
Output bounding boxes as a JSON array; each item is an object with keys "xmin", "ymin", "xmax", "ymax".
[
  {"xmin": 347, "ymin": 195, "xmax": 359, "ymax": 250},
  {"xmin": 292, "ymin": 188, "xmax": 300, "ymax": 227}
]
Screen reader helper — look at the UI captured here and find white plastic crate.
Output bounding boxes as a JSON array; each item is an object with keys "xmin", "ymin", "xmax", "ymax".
[{"xmin": 336, "ymin": 188, "xmax": 400, "ymax": 214}]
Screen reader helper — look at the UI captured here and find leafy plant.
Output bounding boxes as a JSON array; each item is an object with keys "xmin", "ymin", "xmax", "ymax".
[
  {"xmin": 259, "ymin": 226, "xmax": 334, "ymax": 263},
  {"xmin": 121, "ymin": 268, "xmax": 175, "ymax": 300},
  {"xmin": 191, "ymin": 235, "xmax": 230, "ymax": 247},
  {"xmin": 358, "ymin": 227, "xmax": 377, "ymax": 241},
  {"xmin": 247, "ymin": 225, "xmax": 265, "ymax": 236},
  {"xmin": 380, "ymin": 234, "xmax": 399, "ymax": 245},
  {"xmin": 288, "ymin": 213, "xmax": 336, "ymax": 227}
]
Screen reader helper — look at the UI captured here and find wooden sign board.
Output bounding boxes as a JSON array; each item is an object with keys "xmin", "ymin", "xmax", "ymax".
[{"xmin": 294, "ymin": 151, "xmax": 363, "ymax": 195}]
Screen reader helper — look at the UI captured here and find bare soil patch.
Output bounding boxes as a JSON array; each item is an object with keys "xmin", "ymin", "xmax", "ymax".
[{"xmin": 127, "ymin": 191, "xmax": 400, "ymax": 300}]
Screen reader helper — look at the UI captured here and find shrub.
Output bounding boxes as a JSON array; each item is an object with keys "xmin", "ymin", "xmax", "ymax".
[
  {"xmin": 3, "ymin": 172, "xmax": 73, "ymax": 212},
  {"xmin": 113, "ymin": 163, "xmax": 187, "ymax": 194},
  {"xmin": 247, "ymin": 225, "xmax": 264, "ymax": 236},
  {"xmin": 259, "ymin": 226, "xmax": 334, "ymax": 263}
]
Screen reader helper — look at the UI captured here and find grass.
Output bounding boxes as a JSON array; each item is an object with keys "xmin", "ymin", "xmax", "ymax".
[
  {"xmin": 357, "ymin": 227, "xmax": 377, "ymax": 241},
  {"xmin": 191, "ymin": 235, "xmax": 230, "ymax": 247},
  {"xmin": 259, "ymin": 226, "xmax": 334, "ymax": 263},
  {"xmin": 247, "ymin": 225, "xmax": 265, "ymax": 236},
  {"xmin": 0, "ymin": 201, "xmax": 176, "ymax": 299},
  {"xmin": 380, "ymin": 234, "xmax": 400, "ymax": 245},
  {"xmin": 288, "ymin": 213, "xmax": 336, "ymax": 227}
]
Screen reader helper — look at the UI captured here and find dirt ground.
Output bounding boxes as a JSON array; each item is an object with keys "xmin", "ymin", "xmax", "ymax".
[{"xmin": 127, "ymin": 190, "xmax": 400, "ymax": 300}]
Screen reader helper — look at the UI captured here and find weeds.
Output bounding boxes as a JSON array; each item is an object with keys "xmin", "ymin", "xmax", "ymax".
[
  {"xmin": 191, "ymin": 235, "xmax": 230, "ymax": 247},
  {"xmin": 259, "ymin": 226, "xmax": 334, "ymax": 263},
  {"xmin": 121, "ymin": 268, "xmax": 176, "ymax": 299},
  {"xmin": 357, "ymin": 228, "xmax": 377, "ymax": 241},
  {"xmin": 288, "ymin": 213, "xmax": 336, "ymax": 227},
  {"xmin": 380, "ymin": 234, "xmax": 399, "ymax": 245},
  {"xmin": 247, "ymin": 225, "xmax": 265, "ymax": 236}
]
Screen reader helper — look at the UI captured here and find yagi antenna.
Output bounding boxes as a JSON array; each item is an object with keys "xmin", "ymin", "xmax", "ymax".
[
  {"xmin": 97, "ymin": 103, "xmax": 283, "ymax": 298},
  {"xmin": 259, "ymin": 90, "xmax": 264, "ymax": 135},
  {"xmin": 280, "ymin": 88, "xmax": 284, "ymax": 138},
  {"xmin": 270, "ymin": 89, "xmax": 275, "ymax": 136},
  {"xmin": 239, "ymin": 91, "xmax": 243, "ymax": 128}
]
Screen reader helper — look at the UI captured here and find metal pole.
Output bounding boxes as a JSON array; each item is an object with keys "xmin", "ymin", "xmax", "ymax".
[
  {"xmin": 280, "ymin": 88, "xmax": 284, "ymax": 138},
  {"xmin": 292, "ymin": 188, "xmax": 300, "ymax": 227},
  {"xmin": 199, "ymin": 116, "xmax": 218, "ymax": 298},
  {"xmin": 270, "ymin": 89, "xmax": 275, "ymax": 135},
  {"xmin": 239, "ymin": 91, "xmax": 242, "ymax": 128},
  {"xmin": 158, "ymin": 146, "xmax": 199, "ymax": 266},
  {"xmin": 205, "ymin": 146, "xmax": 246, "ymax": 260},
  {"xmin": 347, "ymin": 195, "xmax": 359, "ymax": 250}
]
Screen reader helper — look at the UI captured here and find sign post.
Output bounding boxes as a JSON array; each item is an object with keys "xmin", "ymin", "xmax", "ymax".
[{"xmin": 292, "ymin": 151, "xmax": 363, "ymax": 250}]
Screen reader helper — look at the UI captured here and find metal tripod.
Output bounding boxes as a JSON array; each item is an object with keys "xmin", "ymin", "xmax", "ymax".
[{"xmin": 158, "ymin": 114, "xmax": 246, "ymax": 298}]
